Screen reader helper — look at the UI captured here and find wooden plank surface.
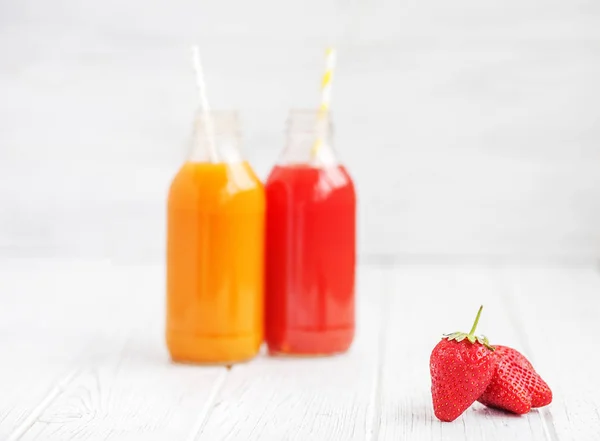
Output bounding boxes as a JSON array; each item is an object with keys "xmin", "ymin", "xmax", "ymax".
[
  {"xmin": 0, "ymin": 259, "xmax": 111, "ymax": 439},
  {"xmin": 196, "ymin": 266, "xmax": 389, "ymax": 441},
  {"xmin": 0, "ymin": 259, "xmax": 225, "ymax": 441},
  {"xmin": 16, "ymin": 335, "xmax": 225, "ymax": 441},
  {"xmin": 0, "ymin": 259, "xmax": 599, "ymax": 440},
  {"xmin": 502, "ymin": 266, "xmax": 600, "ymax": 441}
]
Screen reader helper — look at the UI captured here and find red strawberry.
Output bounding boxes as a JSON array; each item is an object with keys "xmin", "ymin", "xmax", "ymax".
[
  {"xmin": 478, "ymin": 345, "xmax": 552, "ymax": 413},
  {"xmin": 430, "ymin": 306, "xmax": 497, "ymax": 422}
]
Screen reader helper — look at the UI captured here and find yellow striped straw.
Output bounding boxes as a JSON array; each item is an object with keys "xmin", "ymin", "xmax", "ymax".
[{"xmin": 311, "ymin": 47, "xmax": 336, "ymax": 159}]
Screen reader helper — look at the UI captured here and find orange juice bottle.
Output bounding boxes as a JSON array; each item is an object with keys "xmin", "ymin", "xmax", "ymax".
[{"xmin": 166, "ymin": 111, "xmax": 265, "ymax": 364}]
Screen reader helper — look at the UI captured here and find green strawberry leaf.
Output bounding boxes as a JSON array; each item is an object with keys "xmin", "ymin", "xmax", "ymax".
[{"xmin": 440, "ymin": 306, "xmax": 495, "ymax": 351}]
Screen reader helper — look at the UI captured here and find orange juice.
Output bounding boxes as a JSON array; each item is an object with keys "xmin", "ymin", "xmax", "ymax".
[{"xmin": 166, "ymin": 161, "xmax": 265, "ymax": 364}]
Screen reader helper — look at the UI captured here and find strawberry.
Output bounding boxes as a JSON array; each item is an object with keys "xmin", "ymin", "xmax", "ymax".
[
  {"xmin": 478, "ymin": 345, "xmax": 552, "ymax": 414},
  {"xmin": 430, "ymin": 306, "xmax": 497, "ymax": 422}
]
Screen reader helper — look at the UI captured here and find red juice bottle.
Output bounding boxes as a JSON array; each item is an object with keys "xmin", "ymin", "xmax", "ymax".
[{"xmin": 265, "ymin": 110, "xmax": 356, "ymax": 355}]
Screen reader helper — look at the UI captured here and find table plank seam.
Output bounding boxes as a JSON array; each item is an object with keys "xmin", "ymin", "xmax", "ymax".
[
  {"xmin": 6, "ymin": 368, "xmax": 80, "ymax": 441},
  {"xmin": 366, "ymin": 269, "xmax": 392, "ymax": 441},
  {"xmin": 498, "ymin": 268, "xmax": 561, "ymax": 441},
  {"xmin": 185, "ymin": 368, "xmax": 229, "ymax": 441}
]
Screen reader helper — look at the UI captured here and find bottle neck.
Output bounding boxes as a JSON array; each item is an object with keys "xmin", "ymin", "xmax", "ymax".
[
  {"xmin": 188, "ymin": 110, "xmax": 243, "ymax": 163},
  {"xmin": 280, "ymin": 110, "xmax": 338, "ymax": 167}
]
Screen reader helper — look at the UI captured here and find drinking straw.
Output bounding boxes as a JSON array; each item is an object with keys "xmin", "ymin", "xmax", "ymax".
[
  {"xmin": 311, "ymin": 47, "xmax": 336, "ymax": 160},
  {"xmin": 191, "ymin": 45, "xmax": 219, "ymax": 162}
]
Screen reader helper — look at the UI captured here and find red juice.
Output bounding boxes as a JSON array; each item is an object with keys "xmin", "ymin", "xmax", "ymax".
[{"xmin": 265, "ymin": 164, "xmax": 356, "ymax": 355}]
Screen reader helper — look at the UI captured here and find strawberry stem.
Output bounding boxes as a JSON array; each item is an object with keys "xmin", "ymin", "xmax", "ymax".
[
  {"xmin": 443, "ymin": 305, "xmax": 494, "ymax": 350},
  {"xmin": 468, "ymin": 305, "xmax": 484, "ymax": 337}
]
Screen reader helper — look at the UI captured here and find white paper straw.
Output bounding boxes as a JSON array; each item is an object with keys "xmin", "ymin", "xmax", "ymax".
[{"xmin": 191, "ymin": 45, "xmax": 219, "ymax": 162}]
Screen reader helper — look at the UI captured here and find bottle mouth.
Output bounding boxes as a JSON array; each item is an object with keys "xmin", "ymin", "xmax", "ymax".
[
  {"xmin": 286, "ymin": 109, "xmax": 333, "ymax": 135},
  {"xmin": 288, "ymin": 108, "xmax": 334, "ymax": 118},
  {"xmin": 188, "ymin": 110, "xmax": 243, "ymax": 163},
  {"xmin": 194, "ymin": 110, "xmax": 241, "ymax": 136}
]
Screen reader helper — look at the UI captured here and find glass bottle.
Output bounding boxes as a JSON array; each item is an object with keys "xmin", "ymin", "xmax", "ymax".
[
  {"xmin": 166, "ymin": 111, "xmax": 265, "ymax": 364},
  {"xmin": 265, "ymin": 109, "xmax": 356, "ymax": 355}
]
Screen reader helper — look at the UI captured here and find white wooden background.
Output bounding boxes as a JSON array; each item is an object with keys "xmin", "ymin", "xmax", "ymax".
[
  {"xmin": 1, "ymin": 1, "xmax": 600, "ymax": 439},
  {"xmin": 1, "ymin": 0, "xmax": 600, "ymax": 260}
]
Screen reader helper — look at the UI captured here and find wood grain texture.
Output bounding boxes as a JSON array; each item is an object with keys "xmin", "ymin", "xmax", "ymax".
[
  {"xmin": 0, "ymin": 338, "xmax": 81, "ymax": 440},
  {"xmin": 0, "ymin": 260, "xmax": 226, "ymax": 441},
  {"xmin": 1, "ymin": 259, "xmax": 600, "ymax": 440},
  {"xmin": 196, "ymin": 266, "xmax": 389, "ymax": 441},
  {"xmin": 502, "ymin": 266, "xmax": 600, "ymax": 441},
  {"xmin": 0, "ymin": 259, "xmax": 115, "ymax": 439},
  {"xmin": 16, "ymin": 335, "xmax": 226, "ymax": 441}
]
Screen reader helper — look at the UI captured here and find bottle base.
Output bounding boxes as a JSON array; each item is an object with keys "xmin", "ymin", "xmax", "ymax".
[
  {"xmin": 167, "ymin": 331, "xmax": 261, "ymax": 365},
  {"xmin": 267, "ymin": 326, "xmax": 354, "ymax": 357},
  {"xmin": 268, "ymin": 349, "xmax": 348, "ymax": 358}
]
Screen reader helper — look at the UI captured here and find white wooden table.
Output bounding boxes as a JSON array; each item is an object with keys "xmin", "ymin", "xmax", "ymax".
[{"xmin": 1, "ymin": 258, "xmax": 599, "ymax": 441}]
